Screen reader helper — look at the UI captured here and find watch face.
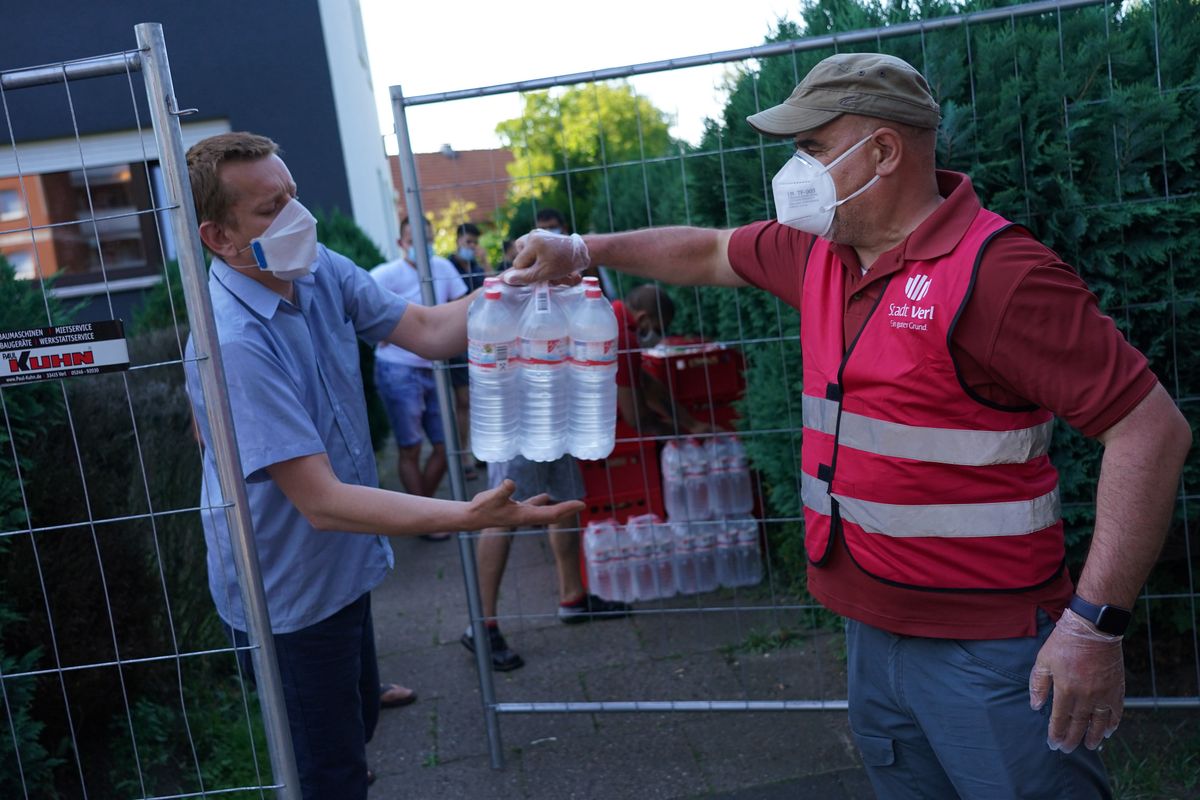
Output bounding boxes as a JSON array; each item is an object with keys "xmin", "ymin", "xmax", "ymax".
[
  {"xmin": 1095, "ymin": 605, "xmax": 1132, "ymax": 636},
  {"xmin": 1070, "ymin": 595, "xmax": 1132, "ymax": 636}
]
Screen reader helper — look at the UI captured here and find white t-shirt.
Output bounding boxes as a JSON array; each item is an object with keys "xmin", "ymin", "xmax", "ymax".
[{"xmin": 369, "ymin": 255, "xmax": 468, "ymax": 368}]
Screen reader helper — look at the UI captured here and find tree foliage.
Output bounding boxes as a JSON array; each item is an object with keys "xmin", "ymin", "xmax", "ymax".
[{"xmin": 496, "ymin": 82, "xmax": 687, "ymax": 235}]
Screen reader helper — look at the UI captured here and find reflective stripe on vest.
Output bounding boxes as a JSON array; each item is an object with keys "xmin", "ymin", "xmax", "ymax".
[
  {"xmin": 802, "ymin": 395, "xmax": 1054, "ymax": 466},
  {"xmin": 801, "ymin": 473, "xmax": 1061, "ymax": 538}
]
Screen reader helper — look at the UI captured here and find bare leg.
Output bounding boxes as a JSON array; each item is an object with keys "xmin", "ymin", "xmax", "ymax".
[
  {"xmin": 475, "ymin": 527, "xmax": 514, "ymax": 621},
  {"xmin": 547, "ymin": 513, "xmax": 584, "ymax": 602},
  {"xmin": 395, "ymin": 443, "xmax": 424, "ymax": 496},
  {"xmin": 421, "ymin": 443, "xmax": 448, "ymax": 497}
]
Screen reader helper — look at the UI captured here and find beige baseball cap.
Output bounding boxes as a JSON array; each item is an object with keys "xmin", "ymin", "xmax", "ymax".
[{"xmin": 746, "ymin": 52, "xmax": 941, "ymax": 137}]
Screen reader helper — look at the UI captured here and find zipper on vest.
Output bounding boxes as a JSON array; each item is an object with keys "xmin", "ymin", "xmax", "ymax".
[{"xmin": 812, "ymin": 279, "xmax": 891, "ymax": 566}]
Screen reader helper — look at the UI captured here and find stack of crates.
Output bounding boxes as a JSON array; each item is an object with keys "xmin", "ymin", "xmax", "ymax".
[{"xmin": 642, "ymin": 337, "xmax": 746, "ymax": 432}]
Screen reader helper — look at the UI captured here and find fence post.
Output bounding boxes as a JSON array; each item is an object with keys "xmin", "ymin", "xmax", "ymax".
[
  {"xmin": 389, "ymin": 83, "xmax": 507, "ymax": 769},
  {"xmin": 134, "ymin": 22, "xmax": 301, "ymax": 798}
]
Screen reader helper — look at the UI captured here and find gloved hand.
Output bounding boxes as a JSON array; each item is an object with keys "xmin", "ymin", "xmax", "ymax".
[
  {"xmin": 1029, "ymin": 607, "xmax": 1125, "ymax": 753},
  {"xmin": 503, "ymin": 229, "xmax": 590, "ymax": 285}
]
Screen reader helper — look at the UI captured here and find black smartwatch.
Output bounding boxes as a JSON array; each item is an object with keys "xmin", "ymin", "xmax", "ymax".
[{"xmin": 1068, "ymin": 594, "xmax": 1132, "ymax": 636}]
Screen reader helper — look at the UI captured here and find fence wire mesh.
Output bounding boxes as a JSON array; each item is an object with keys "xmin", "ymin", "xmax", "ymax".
[
  {"xmin": 389, "ymin": 0, "xmax": 1198, "ymax": 765},
  {"xmin": 1, "ymin": 0, "xmax": 1196, "ymax": 796},
  {"xmin": 0, "ymin": 25, "xmax": 296, "ymax": 799}
]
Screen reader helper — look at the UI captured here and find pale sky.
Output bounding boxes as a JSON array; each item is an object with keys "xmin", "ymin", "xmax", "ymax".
[{"xmin": 359, "ymin": 0, "xmax": 799, "ymax": 155}]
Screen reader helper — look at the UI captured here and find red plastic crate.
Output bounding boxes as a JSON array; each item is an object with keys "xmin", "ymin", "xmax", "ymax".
[
  {"xmin": 684, "ymin": 401, "xmax": 741, "ymax": 432},
  {"xmin": 642, "ymin": 338, "xmax": 745, "ymax": 406},
  {"xmin": 577, "ymin": 422, "xmax": 661, "ymax": 501}
]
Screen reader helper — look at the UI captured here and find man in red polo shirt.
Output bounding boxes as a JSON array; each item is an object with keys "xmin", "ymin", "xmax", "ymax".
[{"xmin": 507, "ymin": 53, "xmax": 1191, "ymax": 799}]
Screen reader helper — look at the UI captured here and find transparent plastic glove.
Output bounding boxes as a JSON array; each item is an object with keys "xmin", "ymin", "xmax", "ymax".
[
  {"xmin": 1028, "ymin": 607, "xmax": 1124, "ymax": 753},
  {"xmin": 503, "ymin": 229, "xmax": 590, "ymax": 285}
]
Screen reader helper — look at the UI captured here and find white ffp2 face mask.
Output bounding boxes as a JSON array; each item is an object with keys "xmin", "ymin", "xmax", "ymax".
[
  {"xmin": 771, "ymin": 134, "xmax": 880, "ymax": 237},
  {"xmin": 239, "ymin": 198, "xmax": 319, "ymax": 281}
]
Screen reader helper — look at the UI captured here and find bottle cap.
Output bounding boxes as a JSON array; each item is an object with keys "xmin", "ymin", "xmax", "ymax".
[
  {"xmin": 485, "ymin": 288, "xmax": 502, "ymax": 299},
  {"xmin": 585, "ymin": 287, "xmax": 602, "ymax": 298}
]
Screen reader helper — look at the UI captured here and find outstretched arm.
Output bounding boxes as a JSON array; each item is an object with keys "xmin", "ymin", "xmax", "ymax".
[
  {"xmin": 1030, "ymin": 383, "xmax": 1191, "ymax": 752},
  {"xmin": 505, "ymin": 227, "xmax": 746, "ymax": 288},
  {"xmin": 267, "ymin": 452, "xmax": 583, "ymax": 536},
  {"xmin": 382, "ymin": 289, "xmax": 478, "ymax": 360}
]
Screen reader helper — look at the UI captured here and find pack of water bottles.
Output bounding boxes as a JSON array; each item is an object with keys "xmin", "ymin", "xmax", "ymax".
[
  {"xmin": 583, "ymin": 513, "xmax": 763, "ymax": 603},
  {"xmin": 467, "ymin": 276, "xmax": 618, "ymax": 463},
  {"xmin": 660, "ymin": 437, "xmax": 755, "ymax": 521}
]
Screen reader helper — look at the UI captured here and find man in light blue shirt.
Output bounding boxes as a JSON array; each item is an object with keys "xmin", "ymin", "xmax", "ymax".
[{"xmin": 183, "ymin": 132, "xmax": 580, "ymax": 800}]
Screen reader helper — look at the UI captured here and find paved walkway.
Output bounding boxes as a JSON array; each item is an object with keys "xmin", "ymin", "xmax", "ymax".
[{"xmin": 366, "ymin": 446, "xmax": 871, "ymax": 799}]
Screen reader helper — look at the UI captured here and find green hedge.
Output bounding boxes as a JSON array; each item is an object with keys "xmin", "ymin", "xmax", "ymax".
[{"xmin": 0, "ymin": 257, "xmax": 69, "ymax": 796}]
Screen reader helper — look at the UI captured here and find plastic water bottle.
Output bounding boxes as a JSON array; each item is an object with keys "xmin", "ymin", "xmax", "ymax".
[
  {"xmin": 714, "ymin": 520, "xmax": 740, "ymax": 588},
  {"xmin": 692, "ymin": 519, "xmax": 719, "ymax": 593},
  {"xmin": 732, "ymin": 517, "xmax": 763, "ymax": 587},
  {"xmin": 727, "ymin": 436, "xmax": 754, "ymax": 514},
  {"xmin": 468, "ymin": 284, "xmax": 520, "ymax": 462},
  {"xmin": 671, "ymin": 521, "xmax": 698, "ymax": 595},
  {"xmin": 661, "ymin": 440, "xmax": 688, "ymax": 520},
  {"xmin": 519, "ymin": 284, "xmax": 569, "ymax": 461},
  {"xmin": 557, "ymin": 275, "xmax": 601, "ymax": 318},
  {"xmin": 651, "ymin": 521, "xmax": 676, "ymax": 599},
  {"xmin": 568, "ymin": 285, "xmax": 618, "ymax": 460},
  {"xmin": 705, "ymin": 437, "xmax": 732, "ymax": 517},
  {"xmin": 583, "ymin": 520, "xmax": 619, "ymax": 600},
  {"xmin": 625, "ymin": 513, "xmax": 659, "ymax": 601},
  {"xmin": 503, "ymin": 282, "xmax": 533, "ymax": 315},
  {"xmin": 682, "ymin": 438, "xmax": 711, "ymax": 522},
  {"xmin": 610, "ymin": 522, "xmax": 634, "ymax": 602}
]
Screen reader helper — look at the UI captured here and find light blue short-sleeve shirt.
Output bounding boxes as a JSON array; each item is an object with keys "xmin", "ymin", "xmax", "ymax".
[{"xmin": 185, "ymin": 245, "xmax": 408, "ymax": 633}]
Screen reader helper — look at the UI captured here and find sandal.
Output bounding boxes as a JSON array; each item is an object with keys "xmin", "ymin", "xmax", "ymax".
[{"xmin": 379, "ymin": 683, "xmax": 418, "ymax": 709}]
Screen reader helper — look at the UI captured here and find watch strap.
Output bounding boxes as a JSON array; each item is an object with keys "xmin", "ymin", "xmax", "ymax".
[{"xmin": 1068, "ymin": 594, "xmax": 1131, "ymax": 636}]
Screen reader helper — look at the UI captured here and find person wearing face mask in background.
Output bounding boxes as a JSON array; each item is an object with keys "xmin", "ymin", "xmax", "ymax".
[
  {"xmin": 504, "ymin": 53, "xmax": 1190, "ymax": 800},
  {"xmin": 497, "ymin": 238, "xmax": 518, "ymax": 272},
  {"xmin": 612, "ymin": 284, "xmax": 715, "ymax": 436},
  {"xmin": 182, "ymin": 133, "xmax": 582, "ymax": 800},
  {"xmin": 370, "ymin": 217, "xmax": 468, "ymax": 542},
  {"xmin": 445, "ymin": 222, "xmax": 492, "ymax": 478}
]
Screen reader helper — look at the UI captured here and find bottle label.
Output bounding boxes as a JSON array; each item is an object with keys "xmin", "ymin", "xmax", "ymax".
[
  {"xmin": 469, "ymin": 338, "xmax": 517, "ymax": 369},
  {"xmin": 570, "ymin": 338, "xmax": 617, "ymax": 367},
  {"xmin": 521, "ymin": 336, "xmax": 568, "ymax": 365}
]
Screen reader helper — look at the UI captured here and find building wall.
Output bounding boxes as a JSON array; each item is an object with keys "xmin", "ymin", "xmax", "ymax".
[
  {"xmin": 0, "ymin": 0, "xmax": 395, "ymax": 276},
  {"xmin": 390, "ymin": 148, "xmax": 514, "ymax": 229},
  {"xmin": 316, "ymin": 0, "xmax": 399, "ymax": 258}
]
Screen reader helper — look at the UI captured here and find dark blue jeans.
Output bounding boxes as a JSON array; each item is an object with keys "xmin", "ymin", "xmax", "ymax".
[{"xmin": 233, "ymin": 593, "xmax": 380, "ymax": 800}]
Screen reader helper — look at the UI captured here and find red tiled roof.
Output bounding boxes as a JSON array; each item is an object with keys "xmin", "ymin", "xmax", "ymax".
[{"xmin": 389, "ymin": 148, "xmax": 513, "ymax": 227}]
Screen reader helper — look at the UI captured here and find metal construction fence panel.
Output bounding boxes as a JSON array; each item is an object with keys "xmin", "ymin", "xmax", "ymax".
[
  {"xmin": 388, "ymin": 0, "xmax": 1199, "ymax": 767},
  {"xmin": 0, "ymin": 24, "xmax": 299, "ymax": 799}
]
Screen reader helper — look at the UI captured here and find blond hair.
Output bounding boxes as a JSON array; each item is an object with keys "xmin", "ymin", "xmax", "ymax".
[{"xmin": 186, "ymin": 132, "xmax": 279, "ymax": 224}]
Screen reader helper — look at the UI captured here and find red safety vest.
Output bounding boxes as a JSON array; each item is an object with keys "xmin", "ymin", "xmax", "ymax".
[{"xmin": 800, "ymin": 208, "xmax": 1065, "ymax": 592}]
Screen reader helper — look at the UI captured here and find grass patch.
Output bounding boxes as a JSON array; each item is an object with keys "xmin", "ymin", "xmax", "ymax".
[{"xmin": 1105, "ymin": 710, "xmax": 1200, "ymax": 800}]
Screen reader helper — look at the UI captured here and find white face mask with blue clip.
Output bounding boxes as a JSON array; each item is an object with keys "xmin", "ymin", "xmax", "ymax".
[{"xmin": 239, "ymin": 197, "xmax": 319, "ymax": 281}]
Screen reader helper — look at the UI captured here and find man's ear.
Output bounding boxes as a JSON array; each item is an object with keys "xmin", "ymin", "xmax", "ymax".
[
  {"xmin": 872, "ymin": 128, "xmax": 904, "ymax": 177},
  {"xmin": 199, "ymin": 219, "xmax": 239, "ymax": 261}
]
